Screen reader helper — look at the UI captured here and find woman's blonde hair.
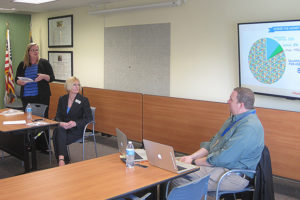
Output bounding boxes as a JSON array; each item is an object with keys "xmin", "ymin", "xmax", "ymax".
[
  {"xmin": 65, "ymin": 76, "xmax": 81, "ymax": 92},
  {"xmin": 23, "ymin": 43, "xmax": 39, "ymax": 68}
]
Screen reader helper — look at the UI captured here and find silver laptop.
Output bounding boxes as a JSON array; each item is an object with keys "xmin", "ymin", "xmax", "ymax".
[
  {"xmin": 116, "ymin": 128, "xmax": 147, "ymax": 161},
  {"xmin": 143, "ymin": 139, "xmax": 199, "ymax": 174}
]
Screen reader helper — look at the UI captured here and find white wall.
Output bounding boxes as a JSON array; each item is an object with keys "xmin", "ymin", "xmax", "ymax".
[
  {"xmin": 31, "ymin": 0, "xmax": 300, "ymax": 111},
  {"xmin": 32, "ymin": 7, "xmax": 104, "ymax": 89}
]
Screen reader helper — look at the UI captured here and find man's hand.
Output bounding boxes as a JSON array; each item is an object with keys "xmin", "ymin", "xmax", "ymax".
[{"xmin": 179, "ymin": 155, "xmax": 193, "ymax": 164}]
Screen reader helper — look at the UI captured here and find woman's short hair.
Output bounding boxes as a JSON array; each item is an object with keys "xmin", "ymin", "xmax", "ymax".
[
  {"xmin": 65, "ymin": 76, "xmax": 81, "ymax": 92},
  {"xmin": 23, "ymin": 43, "xmax": 39, "ymax": 68},
  {"xmin": 234, "ymin": 87, "xmax": 255, "ymax": 109}
]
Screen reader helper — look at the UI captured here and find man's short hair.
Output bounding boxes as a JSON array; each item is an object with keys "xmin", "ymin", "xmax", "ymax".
[{"xmin": 234, "ymin": 87, "xmax": 255, "ymax": 109}]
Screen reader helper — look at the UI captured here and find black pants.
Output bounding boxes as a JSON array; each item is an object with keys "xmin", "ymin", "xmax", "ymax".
[
  {"xmin": 52, "ymin": 126, "xmax": 82, "ymax": 163},
  {"xmin": 22, "ymin": 95, "xmax": 50, "ymax": 151}
]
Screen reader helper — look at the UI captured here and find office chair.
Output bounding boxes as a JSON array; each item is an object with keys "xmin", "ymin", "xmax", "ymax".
[
  {"xmin": 214, "ymin": 169, "xmax": 256, "ymax": 200},
  {"xmin": 116, "ymin": 193, "xmax": 151, "ymax": 200},
  {"xmin": 67, "ymin": 107, "xmax": 98, "ymax": 161},
  {"xmin": 30, "ymin": 103, "xmax": 52, "ymax": 165},
  {"xmin": 2, "ymin": 86, "xmax": 27, "ymax": 161},
  {"xmin": 165, "ymin": 174, "xmax": 210, "ymax": 200},
  {"xmin": 122, "ymin": 175, "xmax": 210, "ymax": 200},
  {"xmin": 213, "ymin": 145, "xmax": 274, "ymax": 200},
  {"xmin": 4, "ymin": 85, "xmax": 23, "ymax": 110}
]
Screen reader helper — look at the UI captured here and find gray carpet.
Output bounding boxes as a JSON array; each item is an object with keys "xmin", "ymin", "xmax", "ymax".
[{"xmin": 0, "ymin": 134, "xmax": 299, "ymax": 200}]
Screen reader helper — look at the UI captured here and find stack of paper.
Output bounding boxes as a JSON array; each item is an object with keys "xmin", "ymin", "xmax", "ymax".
[
  {"xmin": 18, "ymin": 77, "xmax": 34, "ymax": 82},
  {"xmin": 3, "ymin": 120, "xmax": 26, "ymax": 125},
  {"xmin": 27, "ymin": 121, "xmax": 49, "ymax": 126},
  {"xmin": 0, "ymin": 109, "xmax": 24, "ymax": 116}
]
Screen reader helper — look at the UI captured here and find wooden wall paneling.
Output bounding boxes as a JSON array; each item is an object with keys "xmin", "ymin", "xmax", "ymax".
[
  {"xmin": 49, "ymin": 82, "xmax": 66, "ymax": 119},
  {"xmin": 49, "ymin": 84, "xmax": 300, "ymax": 180},
  {"xmin": 83, "ymin": 87, "xmax": 143, "ymax": 142},
  {"xmin": 143, "ymin": 95, "xmax": 229, "ymax": 154},
  {"xmin": 256, "ymin": 108, "xmax": 300, "ymax": 180},
  {"xmin": 143, "ymin": 94, "xmax": 300, "ymax": 181}
]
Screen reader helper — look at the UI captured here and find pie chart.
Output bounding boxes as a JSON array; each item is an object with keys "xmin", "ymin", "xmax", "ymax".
[{"xmin": 248, "ymin": 38, "xmax": 286, "ymax": 84}]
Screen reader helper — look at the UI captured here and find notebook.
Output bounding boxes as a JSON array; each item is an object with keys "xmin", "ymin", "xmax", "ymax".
[
  {"xmin": 143, "ymin": 139, "xmax": 199, "ymax": 174},
  {"xmin": 116, "ymin": 128, "xmax": 147, "ymax": 161}
]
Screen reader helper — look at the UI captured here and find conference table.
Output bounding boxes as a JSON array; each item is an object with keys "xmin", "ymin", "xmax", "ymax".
[
  {"xmin": 0, "ymin": 153, "xmax": 199, "ymax": 200},
  {"xmin": 0, "ymin": 108, "xmax": 58, "ymax": 172}
]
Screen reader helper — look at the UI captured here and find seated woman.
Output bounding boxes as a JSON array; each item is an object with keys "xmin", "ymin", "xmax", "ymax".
[{"xmin": 53, "ymin": 76, "xmax": 92, "ymax": 166}]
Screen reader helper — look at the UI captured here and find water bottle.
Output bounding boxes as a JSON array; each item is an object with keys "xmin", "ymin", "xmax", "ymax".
[
  {"xmin": 26, "ymin": 103, "xmax": 32, "ymax": 123},
  {"xmin": 126, "ymin": 141, "xmax": 135, "ymax": 168}
]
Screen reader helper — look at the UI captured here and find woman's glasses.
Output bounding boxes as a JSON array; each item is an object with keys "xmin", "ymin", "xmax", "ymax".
[{"xmin": 29, "ymin": 49, "xmax": 39, "ymax": 52}]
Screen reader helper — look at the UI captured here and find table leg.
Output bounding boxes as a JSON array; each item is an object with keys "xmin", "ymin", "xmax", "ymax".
[
  {"xmin": 48, "ymin": 126, "xmax": 52, "ymax": 166},
  {"xmin": 23, "ymin": 134, "xmax": 30, "ymax": 172},
  {"xmin": 30, "ymin": 130, "xmax": 37, "ymax": 171}
]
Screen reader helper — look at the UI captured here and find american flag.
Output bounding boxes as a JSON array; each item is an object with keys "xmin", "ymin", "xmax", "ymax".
[{"xmin": 4, "ymin": 28, "xmax": 16, "ymax": 103}]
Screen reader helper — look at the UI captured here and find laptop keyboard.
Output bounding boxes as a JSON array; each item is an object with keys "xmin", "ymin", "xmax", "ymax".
[
  {"xmin": 134, "ymin": 152, "xmax": 143, "ymax": 160},
  {"xmin": 177, "ymin": 165, "xmax": 186, "ymax": 171}
]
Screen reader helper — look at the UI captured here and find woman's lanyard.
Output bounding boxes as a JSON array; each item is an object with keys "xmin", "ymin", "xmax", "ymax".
[{"xmin": 221, "ymin": 110, "xmax": 256, "ymax": 137}]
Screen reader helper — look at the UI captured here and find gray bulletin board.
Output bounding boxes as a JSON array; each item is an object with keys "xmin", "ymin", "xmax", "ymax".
[{"xmin": 104, "ymin": 23, "xmax": 170, "ymax": 96}]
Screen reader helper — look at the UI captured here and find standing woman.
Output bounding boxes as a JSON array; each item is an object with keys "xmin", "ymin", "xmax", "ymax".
[
  {"xmin": 15, "ymin": 43, "xmax": 55, "ymax": 151},
  {"xmin": 53, "ymin": 76, "xmax": 92, "ymax": 166}
]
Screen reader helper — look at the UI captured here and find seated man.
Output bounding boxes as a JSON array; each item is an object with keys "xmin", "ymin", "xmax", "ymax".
[{"xmin": 170, "ymin": 87, "xmax": 264, "ymax": 192}]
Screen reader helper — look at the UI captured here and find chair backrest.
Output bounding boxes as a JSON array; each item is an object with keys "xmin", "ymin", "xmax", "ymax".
[
  {"xmin": 31, "ymin": 103, "xmax": 48, "ymax": 118},
  {"xmin": 4, "ymin": 85, "xmax": 23, "ymax": 109},
  {"xmin": 167, "ymin": 175, "xmax": 210, "ymax": 200},
  {"xmin": 254, "ymin": 145, "xmax": 275, "ymax": 200},
  {"xmin": 15, "ymin": 85, "xmax": 21, "ymax": 98}
]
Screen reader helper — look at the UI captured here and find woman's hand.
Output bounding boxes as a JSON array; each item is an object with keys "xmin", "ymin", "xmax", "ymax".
[
  {"xmin": 35, "ymin": 73, "xmax": 50, "ymax": 82},
  {"xmin": 59, "ymin": 122, "xmax": 69, "ymax": 129},
  {"xmin": 66, "ymin": 121, "xmax": 77, "ymax": 129},
  {"xmin": 59, "ymin": 121, "xmax": 77, "ymax": 129},
  {"xmin": 17, "ymin": 80, "xmax": 27, "ymax": 86}
]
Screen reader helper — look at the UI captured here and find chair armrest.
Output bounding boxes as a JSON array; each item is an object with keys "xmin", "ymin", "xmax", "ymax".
[
  {"xmin": 216, "ymin": 169, "xmax": 256, "ymax": 198},
  {"xmin": 83, "ymin": 120, "xmax": 95, "ymax": 137},
  {"xmin": 125, "ymin": 192, "xmax": 151, "ymax": 200}
]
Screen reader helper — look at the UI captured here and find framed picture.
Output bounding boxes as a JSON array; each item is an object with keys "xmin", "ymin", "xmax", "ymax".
[
  {"xmin": 48, "ymin": 51, "xmax": 73, "ymax": 82},
  {"xmin": 48, "ymin": 15, "xmax": 73, "ymax": 47}
]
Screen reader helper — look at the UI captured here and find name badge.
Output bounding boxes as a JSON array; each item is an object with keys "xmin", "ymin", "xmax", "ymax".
[{"xmin": 75, "ymin": 99, "xmax": 81, "ymax": 104}]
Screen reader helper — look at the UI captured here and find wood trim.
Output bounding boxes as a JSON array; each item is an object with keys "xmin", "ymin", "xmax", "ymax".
[
  {"xmin": 83, "ymin": 87, "xmax": 143, "ymax": 142},
  {"xmin": 49, "ymin": 82, "xmax": 66, "ymax": 119}
]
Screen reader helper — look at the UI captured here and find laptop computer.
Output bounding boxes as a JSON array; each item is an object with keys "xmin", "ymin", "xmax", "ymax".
[
  {"xmin": 116, "ymin": 128, "xmax": 147, "ymax": 161},
  {"xmin": 143, "ymin": 139, "xmax": 199, "ymax": 174}
]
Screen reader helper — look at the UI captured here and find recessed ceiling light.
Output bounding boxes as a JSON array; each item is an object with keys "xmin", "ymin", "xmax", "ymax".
[
  {"xmin": 0, "ymin": 8, "xmax": 16, "ymax": 11},
  {"xmin": 12, "ymin": 0, "xmax": 56, "ymax": 4}
]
